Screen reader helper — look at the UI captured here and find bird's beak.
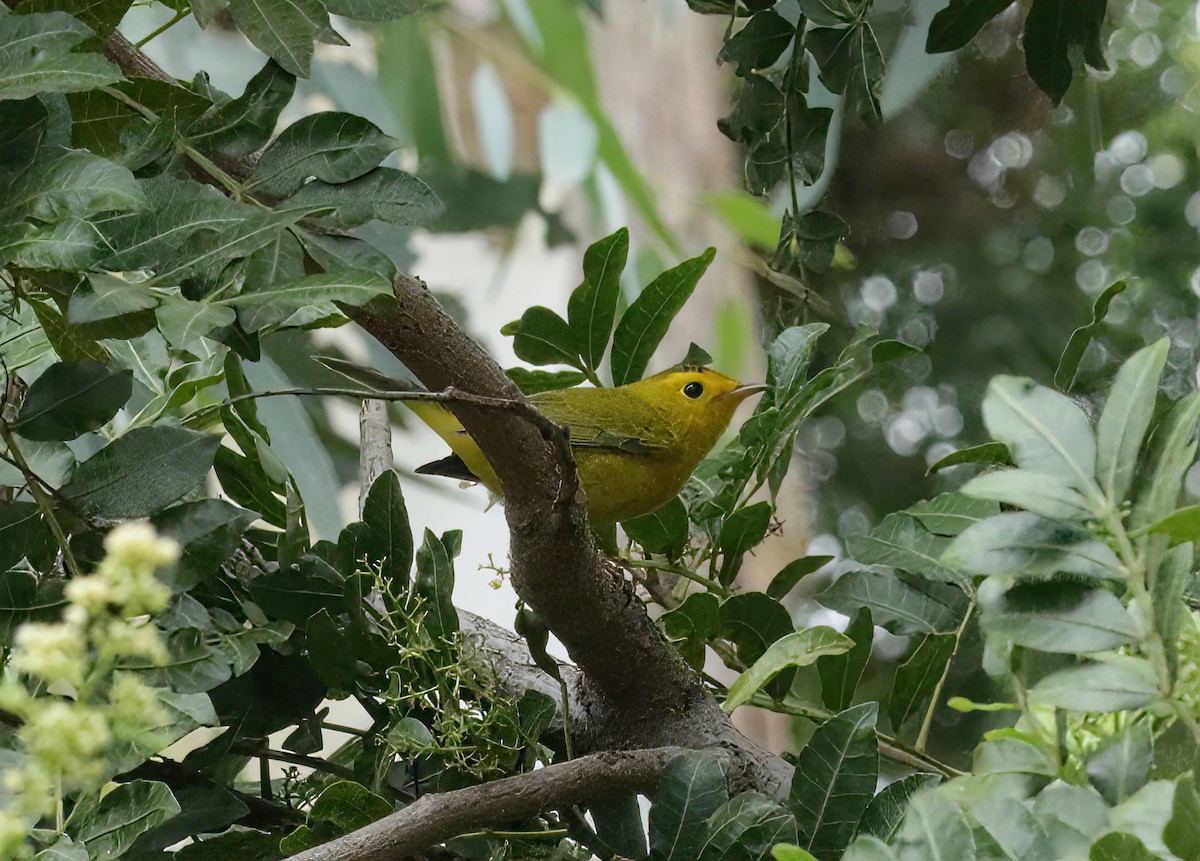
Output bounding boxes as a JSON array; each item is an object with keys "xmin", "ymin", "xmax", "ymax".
[{"xmin": 722, "ymin": 383, "xmax": 768, "ymax": 403}]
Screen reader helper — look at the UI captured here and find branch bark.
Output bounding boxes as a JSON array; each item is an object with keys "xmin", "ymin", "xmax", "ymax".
[{"xmin": 289, "ymin": 747, "xmax": 683, "ymax": 861}]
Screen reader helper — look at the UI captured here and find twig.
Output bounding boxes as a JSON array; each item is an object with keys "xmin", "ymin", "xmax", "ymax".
[
  {"xmin": 915, "ymin": 598, "xmax": 976, "ymax": 753},
  {"xmin": 289, "ymin": 747, "xmax": 685, "ymax": 861},
  {"xmin": 0, "ymin": 422, "xmax": 82, "ymax": 577}
]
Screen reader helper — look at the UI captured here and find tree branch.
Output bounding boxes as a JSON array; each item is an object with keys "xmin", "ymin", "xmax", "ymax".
[{"xmin": 289, "ymin": 747, "xmax": 683, "ymax": 861}]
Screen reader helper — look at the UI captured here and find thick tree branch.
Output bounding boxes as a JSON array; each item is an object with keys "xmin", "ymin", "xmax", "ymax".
[{"xmin": 289, "ymin": 747, "xmax": 683, "ymax": 861}]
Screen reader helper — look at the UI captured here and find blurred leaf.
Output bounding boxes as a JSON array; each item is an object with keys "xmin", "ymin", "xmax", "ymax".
[
  {"xmin": 566, "ymin": 226, "xmax": 629, "ymax": 374},
  {"xmin": 324, "ymin": 0, "xmax": 435, "ymax": 21},
  {"xmin": 724, "ymin": 627, "xmax": 851, "ymax": 713},
  {"xmin": 1155, "ymin": 544, "xmax": 1191, "ymax": 686},
  {"xmin": 927, "ymin": 441, "xmax": 1012, "ymax": 474},
  {"xmin": 67, "ymin": 781, "xmax": 180, "ymax": 861},
  {"xmin": 1096, "ymin": 339, "xmax": 1168, "ymax": 505},
  {"xmin": 1031, "ymin": 658, "xmax": 1158, "ymax": 712},
  {"xmin": 362, "ymin": 470, "xmax": 413, "ymax": 585},
  {"xmin": 698, "ymin": 792, "xmax": 798, "ymax": 861},
  {"xmin": 151, "ymin": 500, "xmax": 258, "ymax": 589},
  {"xmin": 848, "ymin": 513, "xmax": 967, "ymax": 587},
  {"xmin": 507, "ymin": 305, "xmax": 581, "ymax": 368},
  {"xmin": 648, "ymin": 751, "xmax": 729, "ymax": 861},
  {"xmin": 1055, "ymin": 280, "xmax": 1127, "ymax": 391},
  {"xmin": 1022, "ymin": 0, "xmax": 1108, "ymax": 105},
  {"xmin": 1133, "ymin": 392, "xmax": 1200, "ymax": 530},
  {"xmin": 895, "ymin": 791, "xmax": 974, "ymax": 859},
  {"xmin": 707, "ymin": 191, "xmax": 780, "ymax": 248},
  {"xmin": 1164, "ymin": 774, "xmax": 1200, "ymax": 861},
  {"xmin": 961, "ymin": 469, "xmax": 1095, "ymax": 522},
  {"xmin": 249, "ymin": 112, "xmax": 398, "ymax": 198},
  {"xmin": 227, "ymin": 0, "xmax": 330, "ymax": 77},
  {"xmin": 282, "ymin": 168, "xmax": 442, "ymax": 228},
  {"xmin": 772, "ymin": 209, "xmax": 849, "ymax": 275},
  {"xmin": 1087, "ymin": 722, "xmax": 1152, "ymax": 805},
  {"xmin": 0, "ymin": 13, "xmax": 122, "ymax": 101},
  {"xmin": 816, "ymin": 571, "xmax": 958, "ymax": 635},
  {"xmin": 719, "ymin": 10, "xmax": 795, "ymax": 77},
  {"xmin": 906, "ymin": 493, "xmax": 1000, "ymax": 537},
  {"xmin": 623, "ymin": 496, "xmax": 689, "ymax": 558},
  {"xmin": 856, "ymin": 773, "xmax": 941, "ymax": 842},
  {"xmin": 971, "ymin": 795, "xmax": 1054, "ymax": 861},
  {"xmin": 13, "ymin": 360, "xmax": 131, "ymax": 441},
  {"xmin": 186, "ymin": 60, "xmax": 295, "ymax": 158},
  {"xmin": 768, "ymin": 555, "xmax": 833, "ymax": 601},
  {"xmin": 719, "ymin": 501, "xmax": 773, "ymax": 583},
  {"xmin": 0, "ymin": 567, "xmax": 66, "ymax": 641},
  {"xmin": 944, "ymin": 512, "xmax": 1122, "ymax": 582},
  {"xmin": 982, "ymin": 582, "xmax": 1138, "ymax": 654},
  {"xmin": 61, "ymin": 427, "xmax": 220, "ymax": 519},
  {"xmin": 0, "ymin": 503, "xmax": 58, "ymax": 573},
  {"xmin": 817, "ymin": 606, "xmax": 872, "ymax": 712},
  {"xmin": 790, "ymin": 702, "xmax": 878, "ymax": 860},
  {"xmin": 925, "ymin": 0, "xmax": 1013, "ymax": 52},
  {"xmin": 224, "ymin": 269, "xmax": 391, "ymax": 331},
  {"xmin": 981, "ymin": 376, "xmax": 1097, "ymax": 493},
  {"xmin": 611, "ymin": 248, "xmax": 716, "ymax": 386},
  {"xmin": 1090, "ymin": 832, "xmax": 1158, "ymax": 861},
  {"xmin": 415, "ymin": 528, "xmax": 458, "ymax": 642},
  {"xmin": 889, "ymin": 633, "xmax": 954, "ymax": 736},
  {"xmin": 1146, "ymin": 505, "xmax": 1200, "ymax": 545}
]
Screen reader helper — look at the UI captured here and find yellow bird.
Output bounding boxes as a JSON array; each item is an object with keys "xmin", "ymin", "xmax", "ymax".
[{"xmin": 409, "ymin": 367, "xmax": 766, "ymax": 523}]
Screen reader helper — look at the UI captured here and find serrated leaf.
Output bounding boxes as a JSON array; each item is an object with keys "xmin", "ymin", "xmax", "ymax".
[
  {"xmin": 14, "ymin": 360, "xmax": 132, "ymax": 441},
  {"xmin": 566, "ymin": 227, "xmax": 628, "ymax": 373},
  {"xmin": 943, "ymin": 512, "xmax": 1122, "ymax": 582},
  {"xmin": 1096, "ymin": 339, "xmax": 1169, "ymax": 505},
  {"xmin": 724, "ymin": 627, "xmax": 852, "ymax": 713},
  {"xmin": 790, "ymin": 702, "xmax": 878, "ymax": 860},
  {"xmin": 816, "ymin": 571, "xmax": 959, "ymax": 635},
  {"xmin": 61, "ymin": 427, "xmax": 221, "ymax": 519},
  {"xmin": 648, "ymin": 752, "xmax": 728, "ymax": 861},
  {"xmin": 249, "ymin": 111, "xmax": 398, "ymax": 197},
  {"xmin": 610, "ymin": 248, "xmax": 716, "ymax": 386}
]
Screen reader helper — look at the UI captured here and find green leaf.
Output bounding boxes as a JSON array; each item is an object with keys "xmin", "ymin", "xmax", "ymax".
[
  {"xmin": 1146, "ymin": 506, "xmax": 1200, "ymax": 545},
  {"xmin": 1096, "ymin": 339, "xmax": 1169, "ymax": 505},
  {"xmin": 224, "ymin": 269, "xmax": 391, "ymax": 331},
  {"xmin": 1055, "ymin": 280, "xmax": 1128, "ymax": 391},
  {"xmin": 707, "ymin": 191, "xmax": 780, "ymax": 249},
  {"xmin": 895, "ymin": 792, "xmax": 975, "ymax": 858},
  {"xmin": 719, "ymin": 592, "xmax": 796, "ymax": 697},
  {"xmin": 566, "ymin": 227, "xmax": 629, "ymax": 374},
  {"xmin": 888, "ymin": 633, "xmax": 955, "ymax": 736},
  {"xmin": 0, "ymin": 566, "xmax": 66, "ymax": 640},
  {"xmin": 67, "ymin": 273, "xmax": 157, "ymax": 327},
  {"xmin": 772, "ymin": 209, "xmax": 849, "ymax": 275},
  {"xmin": 508, "ymin": 305, "xmax": 581, "ymax": 368},
  {"xmin": 298, "ymin": 229, "xmax": 396, "ymax": 282},
  {"xmin": 249, "ymin": 112, "xmax": 398, "ymax": 197},
  {"xmin": 61, "ymin": 427, "xmax": 221, "ymax": 519},
  {"xmin": 961, "ymin": 469, "xmax": 1096, "ymax": 522},
  {"xmin": 1030, "ymin": 658, "xmax": 1158, "ymax": 712},
  {"xmin": 718, "ymin": 74, "xmax": 784, "ymax": 144},
  {"xmin": 848, "ymin": 513, "xmax": 967, "ymax": 587},
  {"xmin": 67, "ymin": 781, "xmax": 180, "ymax": 861},
  {"xmin": 386, "ymin": 715, "xmax": 434, "ymax": 753},
  {"xmin": 767, "ymin": 323, "xmax": 830, "ymax": 421},
  {"xmin": 623, "ymin": 496, "xmax": 689, "ymax": 558},
  {"xmin": 981, "ymin": 375, "xmax": 1097, "ymax": 495},
  {"xmin": 816, "ymin": 571, "xmax": 958, "ymax": 635},
  {"xmin": 323, "ymin": 0, "xmax": 435, "ymax": 21},
  {"xmin": 698, "ymin": 792, "xmax": 798, "ymax": 861},
  {"xmin": 805, "ymin": 23, "xmax": 883, "ymax": 119},
  {"xmin": 1164, "ymin": 774, "xmax": 1200, "ymax": 861},
  {"xmin": 856, "ymin": 773, "xmax": 942, "ymax": 842},
  {"xmin": 13, "ymin": 360, "xmax": 132, "ymax": 441},
  {"xmin": 504, "ymin": 367, "xmax": 586, "ymax": 394},
  {"xmin": 1087, "ymin": 722, "xmax": 1152, "ymax": 805},
  {"xmin": 927, "ymin": 441, "xmax": 1012, "ymax": 474},
  {"xmin": 1022, "ymin": 0, "xmax": 1108, "ymax": 105},
  {"xmin": 185, "ymin": 60, "xmax": 295, "ymax": 158},
  {"xmin": 151, "ymin": 499, "xmax": 258, "ymax": 589},
  {"xmin": 943, "ymin": 512, "xmax": 1122, "ymax": 582},
  {"xmin": 2, "ymin": 150, "xmax": 145, "ymax": 223},
  {"xmin": 125, "ymin": 785, "xmax": 248, "ymax": 857},
  {"xmin": 719, "ymin": 501, "xmax": 773, "ymax": 584},
  {"xmin": 1155, "ymin": 543, "xmax": 1191, "ymax": 686},
  {"xmin": 1090, "ymin": 832, "xmax": 1158, "ymax": 861},
  {"xmin": 790, "ymin": 702, "xmax": 878, "ymax": 860},
  {"xmin": 249, "ymin": 557, "xmax": 342, "ymax": 624},
  {"xmin": 982, "ymin": 582, "xmax": 1138, "ymax": 654},
  {"xmin": 0, "ymin": 13, "xmax": 122, "ymax": 101},
  {"xmin": 816, "ymin": 606, "xmax": 872, "ymax": 712},
  {"xmin": 768, "ymin": 555, "xmax": 833, "ymax": 601},
  {"xmin": 610, "ymin": 247, "xmax": 716, "ymax": 386},
  {"xmin": 0, "ymin": 503, "xmax": 58, "ymax": 572},
  {"xmin": 840, "ymin": 836, "xmax": 898, "ymax": 861},
  {"xmin": 648, "ymin": 751, "xmax": 729, "ymax": 861},
  {"xmin": 362, "ymin": 469, "xmax": 413, "ymax": 584},
  {"xmin": 226, "ymin": 0, "xmax": 329, "ymax": 77},
  {"xmin": 155, "ymin": 297, "xmax": 237, "ymax": 349},
  {"xmin": 281, "ymin": 167, "xmax": 442, "ymax": 228},
  {"xmin": 723, "ymin": 627, "xmax": 852, "ymax": 713},
  {"xmin": 20, "ymin": 0, "xmax": 133, "ymax": 40},
  {"xmin": 925, "ymin": 0, "xmax": 1014, "ymax": 52},
  {"xmin": 307, "ymin": 779, "xmax": 392, "ymax": 832},
  {"xmin": 588, "ymin": 795, "xmax": 648, "ymax": 861},
  {"xmin": 415, "ymin": 528, "xmax": 458, "ymax": 642},
  {"xmin": 660, "ymin": 591, "xmax": 721, "ymax": 669},
  {"xmin": 719, "ymin": 10, "xmax": 796, "ymax": 77},
  {"xmin": 906, "ymin": 492, "xmax": 1000, "ymax": 537},
  {"xmin": 1133, "ymin": 392, "xmax": 1200, "ymax": 530},
  {"xmin": 971, "ymin": 795, "xmax": 1054, "ymax": 861}
]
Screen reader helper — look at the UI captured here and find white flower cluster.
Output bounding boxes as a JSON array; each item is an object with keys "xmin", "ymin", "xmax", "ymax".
[{"xmin": 0, "ymin": 524, "xmax": 180, "ymax": 858}]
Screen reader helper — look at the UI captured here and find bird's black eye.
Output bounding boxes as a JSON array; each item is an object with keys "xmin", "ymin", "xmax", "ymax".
[{"xmin": 683, "ymin": 382, "xmax": 704, "ymax": 399}]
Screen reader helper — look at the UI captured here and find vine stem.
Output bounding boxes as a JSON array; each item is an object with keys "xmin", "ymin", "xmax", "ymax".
[
  {"xmin": 0, "ymin": 422, "xmax": 82, "ymax": 578},
  {"xmin": 915, "ymin": 597, "xmax": 976, "ymax": 754}
]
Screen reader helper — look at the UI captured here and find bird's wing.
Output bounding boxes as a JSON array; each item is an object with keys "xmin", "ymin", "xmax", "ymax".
[{"xmin": 531, "ymin": 389, "xmax": 676, "ymax": 454}]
